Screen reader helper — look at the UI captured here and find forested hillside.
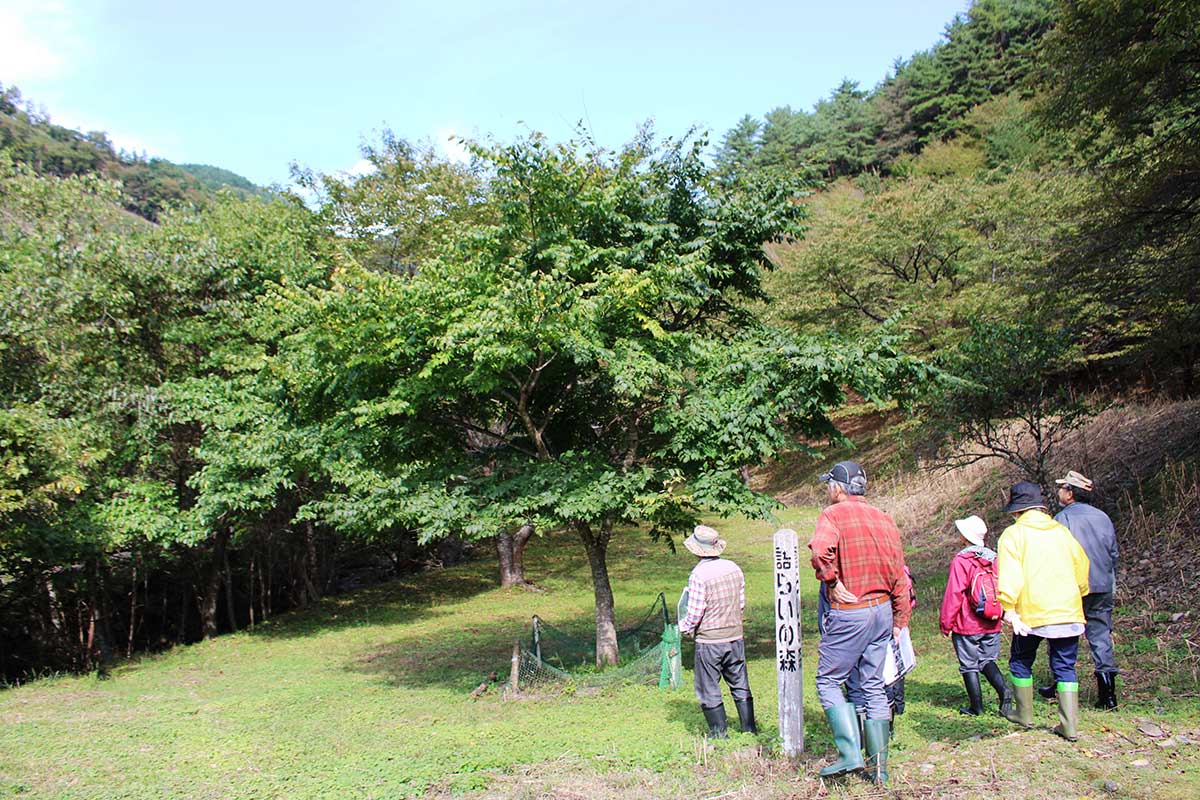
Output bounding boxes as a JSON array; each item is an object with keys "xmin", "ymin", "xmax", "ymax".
[
  {"xmin": 0, "ymin": 83, "xmax": 264, "ymax": 220},
  {"xmin": 1, "ymin": 0, "xmax": 1197, "ymax": 687}
]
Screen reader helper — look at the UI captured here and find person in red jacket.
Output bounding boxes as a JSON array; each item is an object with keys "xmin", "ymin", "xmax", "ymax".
[{"xmin": 939, "ymin": 515, "xmax": 1013, "ymax": 717}]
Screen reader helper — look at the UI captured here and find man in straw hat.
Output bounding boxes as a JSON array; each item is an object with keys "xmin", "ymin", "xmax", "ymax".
[
  {"xmin": 679, "ymin": 525, "xmax": 756, "ymax": 738},
  {"xmin": 996, "ymin": 481, "xmax": 1090, "ymax": 741},
  {"xmin": 939, "ymin": 515, "xmax": 1013, "ymax": 717},
  {"xmin": 808, "ymin": 461, "xmax": 910, "ymax": 784},
  {"xmin": 1040, "ymin": 470, "xmax": 1120, "ymax": 710}
]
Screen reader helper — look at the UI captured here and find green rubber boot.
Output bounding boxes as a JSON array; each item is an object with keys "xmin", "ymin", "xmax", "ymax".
[
  {"xmin": 1052, "ymin": 682, "xmax": 1080, "ymax": 741},
  {"xmin": 819, "ymin": 702, "xmax": 865, "ymax": 777},
  {"xmin": 1003, "ymin": 677, "xmax": 1034, "ymax": 728},
  {"xmin": 863, "ymin": 718, "xmax": 891, "ymax": 785}
]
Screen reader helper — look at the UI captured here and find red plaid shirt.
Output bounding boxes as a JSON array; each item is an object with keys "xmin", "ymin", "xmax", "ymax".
[{"xmin": 808, "ymin": 496, "xmax": 911, "ymax": 627}]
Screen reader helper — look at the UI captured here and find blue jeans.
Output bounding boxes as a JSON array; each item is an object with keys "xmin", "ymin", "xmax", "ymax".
[{"xmin": 1010, "ymin": 633, "xmax": 1079, "ymax": 683}]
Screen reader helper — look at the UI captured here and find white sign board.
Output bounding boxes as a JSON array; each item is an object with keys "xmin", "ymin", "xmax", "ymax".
[{"xmin": 773, "ymin": 528, "xmax": 804, "ymax": 756}]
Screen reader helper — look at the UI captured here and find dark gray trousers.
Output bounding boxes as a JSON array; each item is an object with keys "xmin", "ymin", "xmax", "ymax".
[
  {"xmin": 1083, "ymin": 591, "xmax": 1117, "ymax": 675},
  {"xmin": 694, "ymin": 639, "xmax": 752, "ymax": 708}
]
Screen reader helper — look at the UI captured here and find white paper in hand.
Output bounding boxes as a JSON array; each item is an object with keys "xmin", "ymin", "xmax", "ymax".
[{"xmin": 882, "ymin": 627, "xmax": 917, "ymax": 686}]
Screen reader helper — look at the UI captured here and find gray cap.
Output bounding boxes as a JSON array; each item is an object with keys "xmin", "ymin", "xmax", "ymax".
[{"xmin": 820, "ymin": 460, "xmax": 867, "ymax": 494}]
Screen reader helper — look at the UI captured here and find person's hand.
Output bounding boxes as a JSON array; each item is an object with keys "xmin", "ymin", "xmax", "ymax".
[
  {"xmin": 830, "ymin": 581, "xmax": 858, "ymax": 604},
  {"xmin": 1005, "ymin": 610, "xmax": 1032, "ymax": 637},
  {"xmin": 893, "ymin": 626, "xmax": 904, "ymax": 642}
]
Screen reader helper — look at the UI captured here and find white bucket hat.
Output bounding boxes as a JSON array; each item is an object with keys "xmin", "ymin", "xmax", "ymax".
[
  {"xmin": 954, "ymin": 515, "xmax": 987, "ymax": 548},
  {"xmin": 683, "ymin": 525, "xmax": 726, "ymax": 557}
]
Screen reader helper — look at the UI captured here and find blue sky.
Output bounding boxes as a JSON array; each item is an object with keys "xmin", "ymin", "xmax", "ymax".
[{"xmin": 1, "ymin": 0, "xmax": 970, "ymax": 186}]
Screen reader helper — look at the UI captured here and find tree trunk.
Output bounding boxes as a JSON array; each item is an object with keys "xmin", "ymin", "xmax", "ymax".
[
  {"xmin": 577, "ymin": 520, "xmax": 618, "ymax": 667},
  {"xmin": 89, "ymin": 560, "xmax": 114, "ymax": 673},
  {"xmin": 303, "ymin": 520, "xmax": 320, "ymax": 606},
  {"xmin": 496, "ymin": 530, "xmax": 516, "ymax": 587},
  {"xmin": 177, "ymin": 579, "xmax": 189, "ymax": 644},
  {"xmin": 127, "ymin": 559, "xmax": 138, "ymax": 657},
  {"xmin": 199, "ymin": 529, "xmax": 231, "ymax": 640},
  {"xmin": 496, "ymin": 523, "xmax": 535, "ymax": 588},
  {"xmin": 223, "ymin": 541, "xmax": 238, "ymax": 633},
  {"xmin": 248, "ymin": 555, "xmax": 256, "ymax": 629},
  {"xmin": 512, "ymin": 523, "xmax": 533, "ymax": 584}
]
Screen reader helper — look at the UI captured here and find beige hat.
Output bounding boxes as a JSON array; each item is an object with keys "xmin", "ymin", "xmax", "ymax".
[
  {"xmin": 1055, "ymin": 470, "xmax": 1094, "ymax": 492},
  {"xmin": 684, "ymin": 525, "xmax": 726, "ymax": 557},
  {"xmin": 954, "ymin": 515, "xmax": 987, "ymax": 548}
]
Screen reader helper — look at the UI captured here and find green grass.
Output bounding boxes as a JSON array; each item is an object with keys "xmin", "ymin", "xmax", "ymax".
[{"xmin": 2, "ymin": 507, "xmax": 1198, "ymax": 799}]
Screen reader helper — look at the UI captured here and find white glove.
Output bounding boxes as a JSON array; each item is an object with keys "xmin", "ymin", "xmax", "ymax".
[{"xmin": 1005, "ymin": 610, "xmax": 1033, "ymax": 637}]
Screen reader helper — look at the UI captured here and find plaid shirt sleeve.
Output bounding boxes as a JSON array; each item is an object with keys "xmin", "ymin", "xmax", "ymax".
[
  {"xmin": 808, "ymin": 511, "xmax": 840, "ymax": 584},
  {"xmin": 680, "ymin": 572, "xmax": 706, "ymax": 635}
]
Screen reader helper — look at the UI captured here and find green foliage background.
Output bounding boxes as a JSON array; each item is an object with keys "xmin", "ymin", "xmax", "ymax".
[{"xmin": 1, "ymin": 0, "xmax": 1198, "ymax": 686}]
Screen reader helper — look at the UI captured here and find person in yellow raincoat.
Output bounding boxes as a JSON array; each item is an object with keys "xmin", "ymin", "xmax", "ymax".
[{"xmin": 995, "ymin": 481, "xmax": 1090, "ymax": 741}]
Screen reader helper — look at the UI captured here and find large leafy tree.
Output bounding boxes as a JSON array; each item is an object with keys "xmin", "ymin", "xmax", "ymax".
[
  {"xmin": 924, "ymin": 318, "xmax": 1088, "ymax": 490},
  {"xmin": 1038, "ymin": 0, "xmax": 1200, "ymax": 391},
  {"xmin": 276, "ymin": 131, "xmax": 932, "ymax": 665},
  {"xmin": 292, "ymin": 130, "xmax": 493, "ymax": 275},
  {"xmin": 768, "ymin": 168, "xmax": 1090, "ymax": 352},
  {"xmin": 0, "ymin": 156, "xmax": 340, "ymax": 670}
]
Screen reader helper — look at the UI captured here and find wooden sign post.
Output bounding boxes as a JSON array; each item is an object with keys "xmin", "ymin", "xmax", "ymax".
[{"xmin": 773, "ymin": 528, "xmax": 804, "ymax": 757}]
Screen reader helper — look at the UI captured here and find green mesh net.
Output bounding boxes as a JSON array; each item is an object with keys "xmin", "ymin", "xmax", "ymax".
[{"xmin": 511, "ymin": 593, "xmax": 683, "ymax": 691}]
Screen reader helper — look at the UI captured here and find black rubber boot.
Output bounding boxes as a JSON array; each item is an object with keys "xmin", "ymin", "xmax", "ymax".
[
  {"xmin": 734, "ymin": 697, "xmax": 758, "ymax": 734},
  {"xmin": 1095, "ymin": 672, "xmax": 1118, "ymax": 711},
  {"xmin": 701, "ymin": 704, "xmax": 728, "ymax": 739},
  {"xmin": 982, "ymin": 662, "xmax": 1014, "ymax": 717},
  {"xmin": 959, "ymin": 671, "xmax": 984, "ymax": 716},
  {"xmin": 1037, "ymin": 683, "xmax": 1057, "ymax": 699}
]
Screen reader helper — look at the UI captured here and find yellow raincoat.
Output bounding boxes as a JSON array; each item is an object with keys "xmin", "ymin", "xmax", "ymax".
[{"xmin": 996, "ymin": 509, "xmax": 1089, "ymax": 628}]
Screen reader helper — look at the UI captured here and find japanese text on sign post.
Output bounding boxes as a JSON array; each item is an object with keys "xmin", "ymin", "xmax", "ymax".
[{"xmin": 773, "ymin": 528, "xmax": 804, "ymax": 756}]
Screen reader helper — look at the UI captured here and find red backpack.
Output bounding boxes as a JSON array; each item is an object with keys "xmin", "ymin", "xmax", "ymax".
[{"xmin": 965, "ymin": 556, "xmax": 1002, "ymax": 621}]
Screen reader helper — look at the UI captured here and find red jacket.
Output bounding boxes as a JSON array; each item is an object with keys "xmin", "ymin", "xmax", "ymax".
[{"xmin": 939, "ymin": 549, "xmax": 1003, "ymax": 636}]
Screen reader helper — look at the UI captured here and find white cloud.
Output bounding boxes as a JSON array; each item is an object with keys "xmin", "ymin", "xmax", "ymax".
[
  {"xmin": 0, "ymin": 1, "xmax": 82, "ymax": 84},
  {"xmin": 341, "ymin": 158, "xmax": 377, "ymax": 178},
  {"xmin": 435, "ymin": 128, "xmax": 471, "ymax": 164}
]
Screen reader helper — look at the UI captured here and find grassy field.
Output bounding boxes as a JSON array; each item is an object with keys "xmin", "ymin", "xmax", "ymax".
[{"xmin": 2, "ymin": 506, "xmax": 1198, "ymax": 799}]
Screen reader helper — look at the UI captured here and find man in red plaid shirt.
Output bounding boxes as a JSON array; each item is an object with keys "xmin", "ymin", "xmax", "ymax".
[{"xmin": 808, "ymin": 461, "xmax": 910, "ymax": 784}]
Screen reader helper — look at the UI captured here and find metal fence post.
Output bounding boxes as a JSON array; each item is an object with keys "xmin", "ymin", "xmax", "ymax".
[{"xmin": 510, "ymin": 640, "xmax": 520, "ymax": 695}]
